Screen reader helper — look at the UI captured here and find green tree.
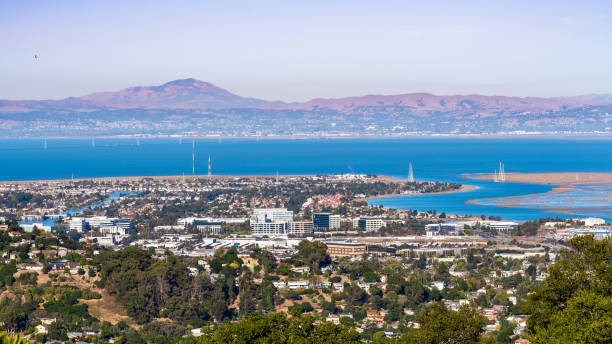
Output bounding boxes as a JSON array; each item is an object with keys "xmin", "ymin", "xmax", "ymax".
[
  {"xmin": 400, "ymin": 302, "xmax": 485, "ymax": 344},
  {"xmin": 295, "ymin": 240, "xmax": 330, "ymax": 272},
  {"xmin": 526, "ymin": 236, "xmax": 612, "ymax": 343},
  {"xmin": 196, "ymin": 313, "xmax": 361, "ymax": 344}
]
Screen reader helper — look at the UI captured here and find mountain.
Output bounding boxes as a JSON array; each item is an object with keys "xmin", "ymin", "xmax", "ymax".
[
  {"xmin": 0, "ymin": 78, "xmax": 272, "ymax": 112},
  {"xmin": 1, "ymin": 79, "xmax": 612, "ymax": 136},
  {"xmin": 265, "ymin": 93, "xmax": 612, "ymax": 114}
]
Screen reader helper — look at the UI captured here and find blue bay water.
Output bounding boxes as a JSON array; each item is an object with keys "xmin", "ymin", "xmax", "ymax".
[{"xmin": 2, "ymin": 137, "xmax": 612, "ymax": 221}]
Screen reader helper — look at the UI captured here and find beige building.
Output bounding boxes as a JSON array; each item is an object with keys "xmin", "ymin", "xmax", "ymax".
[{"xmin": 326, "ymin": 241, "xmax": 366, "ymax": 258}]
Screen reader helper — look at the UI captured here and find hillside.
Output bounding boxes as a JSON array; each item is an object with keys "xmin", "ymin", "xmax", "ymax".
[{"xmin": 1, "ymin": 79, "xmax": 612, "ymax": 136}]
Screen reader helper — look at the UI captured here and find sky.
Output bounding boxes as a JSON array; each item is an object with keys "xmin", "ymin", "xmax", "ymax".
[{"xmin": 1, "ymin": 0, "xmax": 612, "ymax": 101}]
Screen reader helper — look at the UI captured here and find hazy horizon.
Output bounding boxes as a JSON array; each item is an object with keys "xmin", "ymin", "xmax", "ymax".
[{"xmin": 2, "ymin": 0, "xmax": 612, "ymax": 101}]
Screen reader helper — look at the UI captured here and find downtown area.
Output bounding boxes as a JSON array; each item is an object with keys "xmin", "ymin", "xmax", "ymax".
[{"xmin": 0, "ymin": 174, "xmax": 609, "ymax": 344}]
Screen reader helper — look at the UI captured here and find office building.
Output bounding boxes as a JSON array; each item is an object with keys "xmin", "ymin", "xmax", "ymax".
[
  {"xmin": 326, "ymin": 240, "xmax": 367, "ymax": 258},
  {"xmin": 251, "ymin": 222, "xmax": 286, "ymax": 236},
  {"xmin": 194, "ymin": 219, "xmax": 223, "ymax": 235},
  {"xmin": 251, "ymin": 208, "xmax": 293, "ymax": 223},
  {"xmin": 425, "ymin": 223, "xmax": 463, "ymax": 233},
  {"xmin": 286, "ymin": 221, "xmax": 314, "ymax": 235},
  {"xmin": 313, "ymin": 213, "xmax": 341, "ymax": 231},
  {"xmin": 69, "ymin": 218, "xmax": 86, "ymax": 232},
  {"xmin": 357, "ymin": 217, "xmax": 384, "ymax": 232}
]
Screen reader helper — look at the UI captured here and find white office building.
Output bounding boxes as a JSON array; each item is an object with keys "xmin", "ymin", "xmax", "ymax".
[
  {"xmin": 69, "ymin": 218, "xmax": 86, "ymax": 232},
  {"xmin": 425, "ymin": 223, "xmax": 463, "ymax": 233},
  {"xmin": 251, "ymin": 222, "xmax": 286, "ymax": 236},
  {"xmin": 250, "ymin": 208, "xmax": 294, "ymax": 223},
  {"xmin": 357, "ymin": 217, "xmax": 384, "ymax": 232},
  {"xmin": 286, "ymin": 221, "xmax": 314, "ymax": 235}
]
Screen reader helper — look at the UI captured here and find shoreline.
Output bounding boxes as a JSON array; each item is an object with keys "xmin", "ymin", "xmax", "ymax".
[
  {"xmin": 466, "ymin": 172, "xmax": 612, "ymax": 186},
  {"xmin": 0, "ymin": 174, "xmax": 408, "ymax": 185},
  {"xmin": 364, "ymin": 184, "xmax": 478, "ymax": 201},
  {"xmin": 6, "ymin": 134, "xmax": 612, "ymax": 141}
]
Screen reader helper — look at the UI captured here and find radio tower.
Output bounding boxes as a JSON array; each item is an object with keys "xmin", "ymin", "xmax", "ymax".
[
  {"xmin": 408, "ymin": 162, "xmax": 414, "ymax": 182},
  {"xmin": 208, "ymin": 154, "xmax": 211, "ymax": 176},
  {"xmin": 498, "ymin": 162, "xmax": 506, "ymax": 182},
  {"xmin": 192, "ymin": 139, "xmax": 195, "ymax": 176}
]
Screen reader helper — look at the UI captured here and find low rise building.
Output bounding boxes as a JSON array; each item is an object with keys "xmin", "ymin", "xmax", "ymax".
[
  {"xmin": 325, "ymin": 240, "xmax": 366, "ymax": 258},
  {"xmin": 357, "ymin": 217, "xmax": 384, "ymax": 232},
  {"xmin": 286, "ymin": 221, "xmax": 314, "ymax": 235}
]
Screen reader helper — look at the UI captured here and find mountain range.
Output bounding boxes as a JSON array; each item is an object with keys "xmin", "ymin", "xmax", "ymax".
[
  {"xmin": 2, "ymin": 78, "xmax": 612, "ymax": 113},
  {"xmin": 1, "ymin": 78, "xmax": 612, "ymax": 136}
]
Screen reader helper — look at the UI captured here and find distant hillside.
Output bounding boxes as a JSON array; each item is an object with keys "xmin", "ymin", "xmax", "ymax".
[{"xmin": 1, "ymin": 78, "xmax": 612, "ymax": 136}]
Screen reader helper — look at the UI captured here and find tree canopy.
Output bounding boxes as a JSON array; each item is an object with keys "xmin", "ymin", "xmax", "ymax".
[
  {"xmin": 526, "ymin": 236, "xmax": 612, "ymax": 343},
  {"xmin": 195, "ymin": 313, "xmax": 361, "ymax": 344}
]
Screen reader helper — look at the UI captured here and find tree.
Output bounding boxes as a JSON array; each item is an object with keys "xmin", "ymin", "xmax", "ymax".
[
  {"xmin": 295, "ymin": 240, "xmax": 330, "ymax": 272},
  {"xmin": 526, "ymin": 236, "xmax": 612, "ymax": 343},
  {"xmin": 196, "ymin": 313, "xmax": 361, "ymax": 344},
  {"xmin": 400, "ymin": 302, "xmax": 485, "ymax": 344},
  {"xmin": 0, "ymin": 333, "xmax": 29, "ymax": 344}
]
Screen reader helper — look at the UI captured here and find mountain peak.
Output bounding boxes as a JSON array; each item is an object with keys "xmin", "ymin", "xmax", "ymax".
[
  {"xmin": 161, "ymin": 78, "xmax": 213, "ymax": 88},
  {"xmin": 70, "ymin": 79, "xmax": 269, "ymax": 109}
]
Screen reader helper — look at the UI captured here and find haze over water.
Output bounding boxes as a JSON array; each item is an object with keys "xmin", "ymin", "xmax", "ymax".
[{"xmin": 3, "ymin": 137, "xmax": 612, "ymax": 221}]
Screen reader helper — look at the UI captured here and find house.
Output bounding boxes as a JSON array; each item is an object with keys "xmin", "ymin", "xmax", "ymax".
[
  {"xmin": 290, "ymin": 266, "xmax": 310, "ymax": 273},
  {"xmin": 326, "ymin": 314, "xmax": 340, "ymax": 325},
  {"xmin": 67, "ymin": 332, "xmax": 84, "ymax": 340},
  {"xmin": 35, "ymin": 324, "xmax": 48, "ymax": 335},
  {"xmin": 366, "ymin": 311, "xmax": 385, "ymax": 327},
  {"xmin": 272, "ymin": 281, "xmax": 287, "ymax": 289},
  {"xmin": 40, "ymin": 317, "xmax": 57, "ymax": 325},
  {"xmin": 191, "ymin": 328, "xmax": 204, "ymax": 337},
  {"xmin": 384, "ymin": 330, "xmax": 397, "ymax": 338},
  {"xmin": 49, "ymin": 261, "xmax": 67, "ymax": 270},
  {"xmin": 332, "ymin": 282, "xmax": 344, "ymax": 292},
  {"xmin": 287, "ymin": 280, "xmax": 309, "ymax": 289},
  {"xmin": 82, "ymin": 327, "xmax": 99, "ymax": 336}
]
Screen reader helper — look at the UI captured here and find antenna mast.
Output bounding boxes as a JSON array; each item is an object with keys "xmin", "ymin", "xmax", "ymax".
[{"xmin": 192, "ymin": 139, "xmax": 195, "ymax": 176}]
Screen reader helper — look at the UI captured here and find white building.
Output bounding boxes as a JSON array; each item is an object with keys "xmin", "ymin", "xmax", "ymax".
[
  {"xmin": 251, "ymin": 208, "xmax": 294, "ymax": 223},
  {"xmin": 577, "ymin": 217, "xmax": 606, "ymax": 227},
  {"xmin": 286, "ymin": 221, "xmax": 314, "ymax": 235},
  {"xmin": 21, "ymin": 223, "xmax": 52, "ymax": 232},
  {"xmin": 69, "ymin": 218, "xmax": 86, "ymax": 232},
  {"xmin": 287, "ymin": 280, "xmax": 309, "ymax": 289},
  {"xmin": 251, "ymin": 222, "xmax": 286, "ymax": 236},
  {"xmin": 100, "ymin": 225, "xmax": 130, "ymax": 235},
  {"xmin": 425, "ymin": 223, "xmax": 463, "ymax": 233},
  {"xmin": 357, "ymin": 217, "xmax": 384, "ymax": 232},
  {"xmin": 554, "ymin": 227, "xmax": 611, "ymax": 241}
]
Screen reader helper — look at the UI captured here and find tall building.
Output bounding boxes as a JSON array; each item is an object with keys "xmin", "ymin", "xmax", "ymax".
[{"xmin": 313, "ymin": 213, "xmax": 341, "ymax": 231}]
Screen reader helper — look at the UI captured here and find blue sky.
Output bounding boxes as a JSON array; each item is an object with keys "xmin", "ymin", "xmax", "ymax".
[{"xmin": 1, "ymin": 0, "xmax": 611, "ymax": 101}]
